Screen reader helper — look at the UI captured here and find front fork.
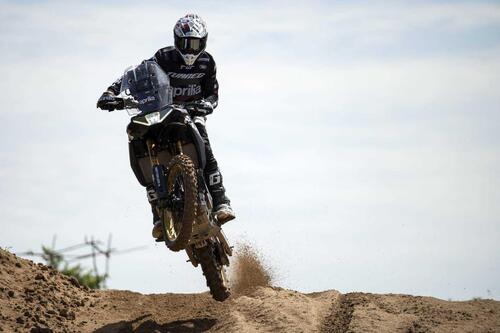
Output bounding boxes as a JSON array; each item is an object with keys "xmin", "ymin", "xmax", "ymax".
[
  {"xmin": 146, "ymin": 138, "xmax": 184, "ymax": 163},
  {"xmin": 146, "ymin": 139, "xmax": 184, "ymax": 204}
]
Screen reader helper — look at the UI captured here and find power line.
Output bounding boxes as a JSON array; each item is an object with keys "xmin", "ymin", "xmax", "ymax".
[{"xmin": 18, "ymin": 234, "xmax": 147, "ymax": 289}]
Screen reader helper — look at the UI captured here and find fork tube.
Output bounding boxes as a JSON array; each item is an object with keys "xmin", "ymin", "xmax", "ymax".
[
  {"xmin": 146, "ymin": 139, "xmax": 159, "ymax": 166},
  {"xmin": 176, "ymin": 140, "xmax": 183, "ymax": 155}
]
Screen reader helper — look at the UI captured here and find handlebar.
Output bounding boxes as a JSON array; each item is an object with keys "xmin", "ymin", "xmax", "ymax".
[
  {"xmin": 105, "ymin": 95, "xmax": 139, "ymax": 112},
  {"xmin": 107, "ymin": 95, "xmax": 210, "ymax": 117},
  {"xmin": 182, "ymin": 101, "xmax": 213, "ymax": 116}
]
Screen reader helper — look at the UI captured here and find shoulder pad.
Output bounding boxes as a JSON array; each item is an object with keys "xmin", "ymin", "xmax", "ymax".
[
  {"xmin": 159, "ymin": 46, "xmax": 175, "ymax": 52},
  {"xmin": 155, "ymin": 46, "xmax": 175, "ymax": 57},
  {"xmin": 197, "ymin": 51, "xmax": 212, "ymax": 63}
]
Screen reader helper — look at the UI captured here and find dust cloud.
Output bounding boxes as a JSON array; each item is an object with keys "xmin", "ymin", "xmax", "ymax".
[{"xmin": 230, "ymin": 242, "xmax": 274, "ymax": 295}]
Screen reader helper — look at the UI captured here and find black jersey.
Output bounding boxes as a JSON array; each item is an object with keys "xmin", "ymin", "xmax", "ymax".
[{"xmin": 106, "ymin": 46, "xmax": 219, "ymax": 108}]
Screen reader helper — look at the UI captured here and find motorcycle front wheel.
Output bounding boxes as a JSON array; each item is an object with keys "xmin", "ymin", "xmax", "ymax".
[{"xmin": 161, "ymin": 154, "xmax": 198, "ymax": 252}]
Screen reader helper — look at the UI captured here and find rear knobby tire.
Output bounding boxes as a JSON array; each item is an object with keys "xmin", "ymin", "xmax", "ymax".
[
  {"xmin": 195, "ymin": 245, "xmax": 231, "ymax": 302},
  {"xmin": 162, "ymin": 154, "xmax": 197, "ymax": 252}
]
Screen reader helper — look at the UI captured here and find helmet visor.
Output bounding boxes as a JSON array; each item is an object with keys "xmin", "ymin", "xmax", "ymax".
[{"xmin": 176, "ymin": 37, "xmax": 205, "ymax": 54}]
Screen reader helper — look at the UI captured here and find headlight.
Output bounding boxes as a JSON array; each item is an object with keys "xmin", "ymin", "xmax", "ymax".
[{"xmin": 145, "ymin": 112, "xmax": 161, "ymax": 125}]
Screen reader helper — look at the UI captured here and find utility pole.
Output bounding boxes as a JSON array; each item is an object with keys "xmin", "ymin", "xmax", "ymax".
[{"xmin": 18, "ymin": 234, "xmax": 147, "ymax": 289}]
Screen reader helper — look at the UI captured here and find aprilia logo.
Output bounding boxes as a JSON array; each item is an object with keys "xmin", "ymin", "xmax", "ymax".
[
  {"xmin": 172, "ymin": 84, "xmax": 202, "ymax": 97},
  {"xmin": 168, "ymin": 72, "xmax": 205, "ymax": 79},
  {"xmin": 139, "ymin": 96, "xmax": 155, "ymax": 104}
]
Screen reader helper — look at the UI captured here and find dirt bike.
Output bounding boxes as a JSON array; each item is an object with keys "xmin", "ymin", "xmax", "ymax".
[{"xmin": 108, "ymin": 61, "xmax": 232, "ymax": 301}]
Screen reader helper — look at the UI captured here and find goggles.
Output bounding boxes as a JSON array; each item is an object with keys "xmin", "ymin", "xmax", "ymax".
[{"xmin": 176, "ymin": 37, "xmax": 206, "ymax": 54}]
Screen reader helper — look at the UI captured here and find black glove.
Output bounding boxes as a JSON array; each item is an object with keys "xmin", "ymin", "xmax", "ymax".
[
  {"xmin": 187, "ymin": 100, "xmax": 214, "ymax": 117},
  {"xmin": 96, "ymin": 92, "xmax": 123, "ymax": 111}
]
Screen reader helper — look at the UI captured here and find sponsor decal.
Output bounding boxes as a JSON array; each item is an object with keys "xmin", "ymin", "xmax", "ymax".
[
  {"xmin": 172, "ymin": 84, "xmax": 202, "ymax": 97},
  {"xmin": 168, "ymin": 72, "xmax": 205, "ymax": 79},
  {"xmin": 180, "ymin": 65, "xmax": 194, "ymax": 69},
  {"xmin": 199, "ymin": 64, "xmax": 207, "ymax": 69},
  {"xmin": 139, "ymin": 96, "xmax": 156, "ymax": 104},
  {"xmin": 209, "ymin": 172, "xmax": 221, "ymax": 186},
  {"xmin": 147, "ymin": 188, "xmax": 158, "ymax": 202}
]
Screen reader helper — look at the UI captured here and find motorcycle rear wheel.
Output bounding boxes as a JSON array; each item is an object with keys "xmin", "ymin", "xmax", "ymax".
[
  {"xmin": 162, "ymin": 154, "xmax": 198, "ymax": 252},
  {"xmin": 195, "ymin": 244, "xmax": 231, "ymax": 302}
]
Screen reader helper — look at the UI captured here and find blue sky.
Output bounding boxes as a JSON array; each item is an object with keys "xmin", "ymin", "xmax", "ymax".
[{"xmin": 1, "ymin": 0, "xmax": 499, "ymax": 300}]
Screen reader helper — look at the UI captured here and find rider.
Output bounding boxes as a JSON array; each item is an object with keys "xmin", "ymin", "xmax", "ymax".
[{"xmin": 96, "ymin": 14, "xmax": 235, "ymax": 238}]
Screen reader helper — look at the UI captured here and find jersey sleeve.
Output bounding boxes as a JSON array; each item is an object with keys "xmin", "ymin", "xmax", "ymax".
[
  {"xmin": 106, "ymin": 76, "xmax": 122, "ymax": 96},
  {"xmin": 203, "ymin": 55, "xmax": 219, "ymax": 109}
]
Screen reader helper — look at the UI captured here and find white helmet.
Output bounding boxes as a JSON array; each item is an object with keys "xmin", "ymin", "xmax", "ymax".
[{"xmin": 173, "ymin": 14, "xmax": 208, "ymax": 65}]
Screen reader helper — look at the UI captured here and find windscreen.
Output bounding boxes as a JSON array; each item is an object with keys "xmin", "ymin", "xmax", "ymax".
[{"xmin": 119, "ymin": 61, "xmax": 172, "ymax": 115}]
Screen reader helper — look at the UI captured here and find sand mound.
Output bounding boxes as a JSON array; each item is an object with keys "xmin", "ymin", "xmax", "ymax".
[
  {"xmin": 0, "ymin": 248, "xmax": 97, "ymax": 332},
  {"xmin": 1, "ymin": 248, "xmax": 499, "ymax": 333},
  {"xmin": 322, "ymin": 293, "xmax": 500, "ymax": 333}
]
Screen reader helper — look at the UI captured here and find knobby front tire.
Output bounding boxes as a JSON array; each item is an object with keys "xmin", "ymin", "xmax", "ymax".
[{"xmin": 162, "ymin": 154, "xmax": 198, "ymax": 252}]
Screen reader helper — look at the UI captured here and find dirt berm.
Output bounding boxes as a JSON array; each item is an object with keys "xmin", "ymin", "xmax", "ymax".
[{"xmin": 1, "ymin": 248, "xmax": 499, "ymax": 332}]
